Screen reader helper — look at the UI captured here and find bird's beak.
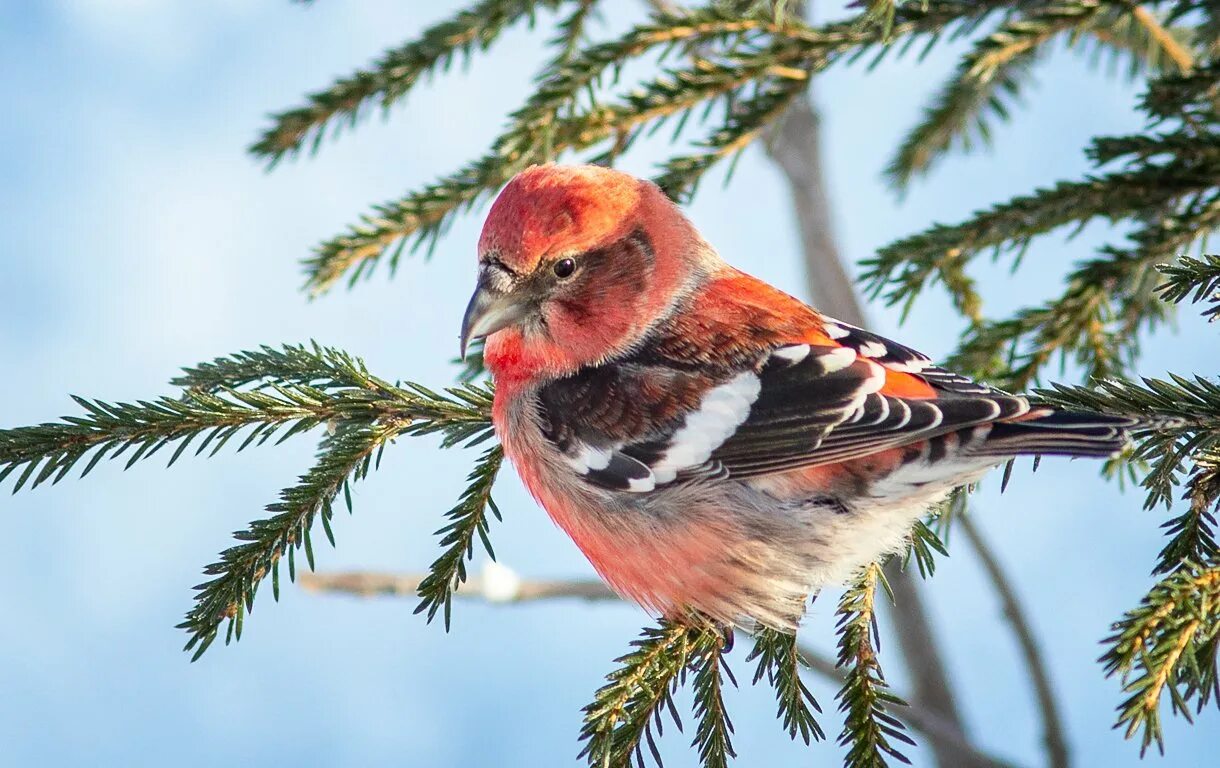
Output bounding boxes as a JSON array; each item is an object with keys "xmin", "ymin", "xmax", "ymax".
[{"xmin": 459, "ymin": 279, "xmax": 525, "ymax": 361}]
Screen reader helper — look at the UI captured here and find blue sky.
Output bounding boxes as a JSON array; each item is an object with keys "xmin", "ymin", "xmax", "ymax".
[{"xmin": 2, "ymin": 2, "xmax": 1217, "ymax": 766}]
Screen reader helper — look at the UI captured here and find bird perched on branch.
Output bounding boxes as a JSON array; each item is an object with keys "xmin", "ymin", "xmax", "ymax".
[{"xmin": 460, "ymin": 164, "xmax": 1133, "ymax": 630}]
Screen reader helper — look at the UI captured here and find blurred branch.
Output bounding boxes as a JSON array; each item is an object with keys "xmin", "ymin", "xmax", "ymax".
[
  {"xmin": 251, "ymin": 0, "xmax": 567, "ymax": 164},
  {"xmin": 301, "ymin": 565, "xmax": 617, "ymax": 602},
  {"xmin": 1130, "ymin": 5, "xmax": 1194, "ymax": 74},
  {"xmin": 763, "ymin": 90, "xmax": 860, "ymax": 322},
  {"xmin": 302, "ymin": 565, "xmax": 1020, "ymax": 768},
  {"xmin": 959, "ymin": 514, "xmax": 1070, "ymax": 768}
]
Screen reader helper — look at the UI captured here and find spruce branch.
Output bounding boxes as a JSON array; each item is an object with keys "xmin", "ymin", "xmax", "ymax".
[
  {"xmin": 1036, "ymin": 376, "xmax": 1220, "ymax": 512},
  {"xmin": 1081, "ymin": 3, "xmax": 1195, "ymax": 77},
  {"xmin": 1158, "ymin": 253, "xmax": 1220, "ymax": 320},
  {"xmin": 887, "ymin": 1, "xmax": 1103, "ymax": 191},
  {"xmin": 1101, "ymin": 561, "xmax": 1220, "ymax": 755},
  {"xmin": 0, "ymin": 387, "xmax": 362, "ymax": 495},
  {"xmin": 1086, "ymin": 129, "xmax": 1220, "ymax": 166},
  {"xmin": 886, "ymin": 50, "xmax": 1037, "ymax": 194},
  {"xmin": 747, "ymin": 626, "xmax": 825, "ymax": 745},
  {"xmin": 1141, "ymin": 63, "xmax": 1220, "ymax": 121},
  {"xmin": 250, "ymin": 0, "xmax": 567, "ymax": 164},
  {"xmin": 653, "ymin": 69, "xmax": 809, "ymax": 201},
  {"xmin": 303, "ymin": 8, "xmax": 809, "ymax": 295},
  {"xmin": 1157, "ymin": 455, "xmax": 1220, "ymax": 575},
  {"xmin": 1128, "ymin": 5, "xmax": 1195, "ymax": 74},
  {"xmin": 945, "ymin": 195, "xmax": 1220, "ymax": 390},
  {"xmin": 875, "ymin": 66, "xmax": 1220, "ymax": 398},
  {"xmin": 579, "ymin": 620, "xmax": 703, "ymax": 768},
  {"xmin": 169, "ymin": 344, "xmax": 497, "ymax": 447},
  {"xmin": 1108, "ymin": 197, "xmax": 1220, "ymax": 332},
  {"xmin": 945, "ymin": 256, "xmax": 1135, "ymax": 391},
  {"xmin": 835, "ymin": 563, "xmax": 914, "ymax": 768},
  {"xmin": 301, "ymin": 1, "xmax": 1023, "ymax": 296},
  {"xmin": 551, "ymin": 0, "xmax": 600, "ymax": 66},
  {"xmin": 887, "ymin": 0, "xmax": 1195, "ymax": 192},
  {"xmin": 855, "ymin": 0, "xmax": 897, "ymax": 41},
  {"xmin": 863, "ymin": 161, "xmax": 1217, "ymax": 320},
  {"xmin": 172, "ymin": 341, "xmax": 382, "ymax": 392},
  {"xmin": 904, "ymin": 519, "xmax": 949, "ymax": 579},
  {"xmin": 689, "ymin": 629, "xmax": 738, "ymax": 768},
  {"xmin": 0, "ymin": 343, "xmax": 498, "ymax": 658},
  {"xmin": 172, "ymin": 364, "xmax": 496, "ymax": 656},
  {"xmin": 179, "ymin": 420, "xmax": 402, "ymax": 660},
  {"xmin": 413, "ymin": 444, "xmax": 505, "ymax": 629}
]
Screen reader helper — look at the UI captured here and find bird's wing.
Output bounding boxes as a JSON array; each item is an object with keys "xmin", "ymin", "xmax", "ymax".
[
  {"xmin": 536, "ymin": 270, "xmax": 1127, "ymax": 493},
  {"xmin": 537, "ymin": 333, "xmax": 1029, "ymax": 492},
  {"xmin": 702, "ymin": 337, "xmax": 1031, "ymax": 478}
]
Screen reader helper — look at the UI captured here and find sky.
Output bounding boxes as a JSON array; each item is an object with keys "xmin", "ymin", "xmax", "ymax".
[{"xmin": 1, "ymin": 2, "xmax": 1218, "ymax": 766}]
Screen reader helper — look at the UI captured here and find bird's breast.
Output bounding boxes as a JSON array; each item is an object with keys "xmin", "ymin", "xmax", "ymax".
[{"xmin": 492, "ymin": 386, "xmax": 780, "ymax": 620}]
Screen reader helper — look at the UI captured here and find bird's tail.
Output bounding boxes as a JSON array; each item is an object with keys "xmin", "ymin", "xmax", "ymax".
[{"xmin": 968, "ymin": 409, "xmax": 1138, "ymax": 459}]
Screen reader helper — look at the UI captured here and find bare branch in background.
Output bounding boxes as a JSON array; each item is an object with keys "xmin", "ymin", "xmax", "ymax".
[
  {"xmin": 300, "ymin": 565, "xmax": 617, "ymax": 602},
  {"xmin": 959, "ymin": 514, "xmax": 1070, "ymax": 768},
  {"xmin": 763, "ymin": 92, "xmax": 861, "ymax": 323}
]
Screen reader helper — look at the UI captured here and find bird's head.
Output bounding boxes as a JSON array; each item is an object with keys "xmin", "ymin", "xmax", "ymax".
[{"xmin": 461, "ymin": 164, "xmax": 711, "ymax": 380}]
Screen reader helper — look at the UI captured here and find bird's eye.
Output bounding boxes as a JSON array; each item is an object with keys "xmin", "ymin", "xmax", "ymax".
[{"xmin": 552, "ymin": 258, "xmax": 576, "ymax": 279}]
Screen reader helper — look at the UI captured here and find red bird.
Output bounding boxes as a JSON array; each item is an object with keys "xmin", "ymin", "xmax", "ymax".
[{"xmin": 460, "ymin": 164, "xmax": 1131, "ymax": 629}]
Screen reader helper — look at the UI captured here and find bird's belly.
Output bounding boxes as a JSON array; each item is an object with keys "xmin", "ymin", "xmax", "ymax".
[
  {"xmin": 497, "ymin": 399, "xmax": 807, "ymax": 626},
  {"xmin": 749, "ymin": 449, "xmax": 1000, "ymax": 586},
  {"xmin": 497, "ymin": 394, "xmax": 997, "ymax": 629}
]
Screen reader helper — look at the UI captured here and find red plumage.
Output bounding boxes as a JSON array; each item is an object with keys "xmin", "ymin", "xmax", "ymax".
[{"xmin": 462, "ymin": 164, "xmax": 1132, "ymax": 629}]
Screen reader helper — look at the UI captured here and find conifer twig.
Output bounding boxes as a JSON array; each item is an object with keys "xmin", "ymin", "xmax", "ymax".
[
  {"xmin": 887, "ymin": 1, "xmax": 1104, "ymax": 192},
  {"xmin": 579, "ymin": 620, "xmax": 700, "ymax": 767},
  {"xmin": 250, "ymin": 0, "xmax": 568, "ymax": 164},
  {"xmin": 1036, "ymin": 376, "xmax": 1220, "ymax": 512},
  {"xmin": 304, "ymin": 11, "xmax": 815, "ymax": 295},
  {"xmin": 0, "ymin": 343, "xmax": 498, "ymax": 657},
  {"xmin": 1129, "ymin": 5, "xmax": 1194, "ymax": 73},
  {"xmin": 1158, "ymin": 253, "xmax": 1220, "ymax": 321},
  {"xmin": 180, "ymin": 420, "xmax": 403, "ymax": 659},
  {"xmin": 690, "ymin": 629, "xmax": 737, "ymax": 768},
  {"xmin": 1101, "ymin": 562, "xmax": 1220, "ymax": 755},
  {"xmin": 835, "ymin": 563, "xmax": 914, "ymax": 768},
  {"xmin": 297, "ymin": 2, "xmax": 1023, "ymax": 296},
  {"xmin": 748, "ymin": 626, "xmax": 826, "ymax": 745},
  {"xmin": 413, "ymin": 445, "xmax": 505, "ymax": 629}
]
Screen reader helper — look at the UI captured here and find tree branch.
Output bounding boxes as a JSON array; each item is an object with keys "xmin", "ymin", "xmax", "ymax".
[
  {"xmin": 797, "ymin": 639, "xmax": 1021, "ymax": 768},
  {"xmin": 958, "ymin": 514, "xmax": 1070, "ymax": 768},
  {"xmin": 1129, "ymin": 5, "xmax": 1194, "ymax": 74},
  {"xmin": 300, "ymin": 565, "xmax": 617, "ymax": 602},
  {"xmin": 763, "ymin": 92, "xmax": 861, "ymax": 322}
]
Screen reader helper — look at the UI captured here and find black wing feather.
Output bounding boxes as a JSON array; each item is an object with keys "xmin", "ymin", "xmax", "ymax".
[{"xmin": 536, "ymin": 318, "xmax": 1122, "ymax": 491}]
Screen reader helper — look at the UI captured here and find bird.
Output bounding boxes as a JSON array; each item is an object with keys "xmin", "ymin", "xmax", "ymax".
[{"xmin": 459, "ymin": 163, "xmax": 1133, "ymax": 630}]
